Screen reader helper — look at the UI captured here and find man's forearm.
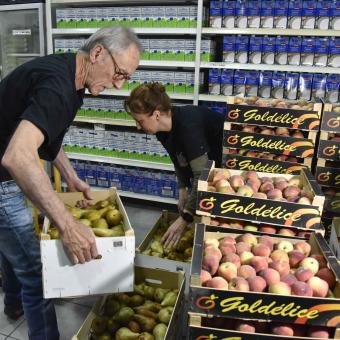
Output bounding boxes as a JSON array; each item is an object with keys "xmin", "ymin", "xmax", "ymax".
[
  {"xmin": 53, "ymin": 148, "xmax": 77, "ymax": 184},
  {"xmin": 174, "ymin": 164, "xmax": 187, "ymax": 189},
  {"xmin": 3, "ymin": 149, "xmax": 72, "ymax": 233}
]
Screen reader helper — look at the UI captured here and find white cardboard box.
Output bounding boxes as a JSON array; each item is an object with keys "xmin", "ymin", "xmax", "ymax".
[{"xmin": 40, "ymin": 188, "xmax": 135, "ymax": 298}]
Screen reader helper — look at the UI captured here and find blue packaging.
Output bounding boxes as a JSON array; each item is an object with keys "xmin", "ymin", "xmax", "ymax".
[
  {"xmin": 249, "ymin": 36, "xmax": 262, "ymax": 64},
  {"xmin": 288, "ymin": 37, "xmax": 302, "ymax": 65},
  {"xmin": 247, "ymin": 0, "xmax": 261, "ymax": 28},
  {"xmin": 284, "ymin": 72, "xmax": 299, "ymax": 100},
  {"xmin": 275, "ymin": 36, "xmax": 289, "ymax": 65},
  {"xmin": 235, "ymin": 0, "xmax": 248, "ymax": 28},
  {"xmin": 223, "ymin": 35, "xmax": 236, "ymax": 62},
  {"xmin": 235, "ymin": 35, "xmax": 249, "ymax": 63},
  {"xmin": 301, "ymin": 0, "xmax": 316, "ymax": 28},
  {"xmin": 222, "ymin": 0, "xmax": 236, "ymax": 28},
  {"xmin": 300, "ymin": 37, "xmax": 315, "ymax": 66},
  {"xmin": 288, "ymin": 0, "xmax": 302, "ymax": 29},
  {"xmin": 316, "ymin": 1, "xmax": 332, "ymax": 29},
  {"xmin": 330, "ymin": 0, "xmax": 340, "ymax": 30},
  {"xmin": 209, "ymin": 1, "xmax": 223, "ymax": 28},
  {"xmin": 312, "ymin": 74, "xmax": 327, "ymax": 100},
  {"xmin": 208, "ymin": 69, "xmax": 221, "ymax": 95},
  {"xmin": 298, "ymin": 73, "xmax": 313, "ymax": 100},
  {"xmin": 233, "ymin": 70, "xmax": 247, "ymax": 96},
  {"xmin": 262, "ymin": 36, "xmax": 275, "ymax": 65},
  {"xmin": 121, "ymin": 166, "xmax": 134, "ymax": 192},
  {"xmin": 160, "ymin": 171, "xmax": 174, "ymax": 198},
  {"xmin": 259, "ymin": 71, "xmax": 273, "ymax": 98},
  {"xmin": 221, "ymin": 69, "xmax": 234, "ymax": 95},
  {"xmin": 325, "ymin": 74, "xmax": 340, "ymax": 103},
  {"xmin": 314, "ymin": 37, "xmax": 329, "ymax": 66},
  {"xmin": 274, "ymin": 1, "xmax": 288, "ymax": 28},
  {"xmin": 109, "ymin": 165, "xmax": 122, "ymax": 190},
  {"xmin": 271, "ymin": 71, "xmax": 286, "ymax": 99},
  {"xmin": 84, "ymin": 162, "xmax": 97, "ymax": 187},
  {"xmin": 245, "ymin": 71, "xmax": 259, "ymax": 96},
  {"xmin": 134, "ymin": 168, "xmax": 147, "ymax": 194},
  {"xmin": 96, "ymin": 163, "xmax": 110, "ymax": 188},
  {"xmin": 73, "ymin": 160, "xmax": 85, "ymax": 181},
  {"xmin": 260, "ymin": 0, "xmax": 274, "ymax": 28},
  {"xmin": 328, "ymin": 37, "xmax": 340, "ymax": 67}
]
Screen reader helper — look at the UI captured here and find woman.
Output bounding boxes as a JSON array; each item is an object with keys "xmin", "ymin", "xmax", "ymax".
[{"xmin": 125, "ymin": 82, "xmax": 224, "ymax": 249}]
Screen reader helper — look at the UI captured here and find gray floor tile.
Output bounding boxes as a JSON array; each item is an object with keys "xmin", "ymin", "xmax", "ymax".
[
  {"xmin": 0, "ymin": 334, "xmax": 6, "ymax": 340},
  {"xmin": 0, "ymin": 291, "xmax": 24, "ymax": 337},
  {"xmin": 5, "ymin": 337, "xmax": 20, "ymax": 340},
  {"xmin": 62, "ymin": 295, "xmax": 98, "ymax": 308},
  {"xmin": 10, "ymin": 301, "xmax": 91, "ymax": 340}
]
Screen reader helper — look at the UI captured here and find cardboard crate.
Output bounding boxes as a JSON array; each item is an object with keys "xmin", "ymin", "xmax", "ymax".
[
  {"xmin": 40, "ymin": 188, "xmax": 135, "ymax": 299},
  {"xmin": 315, "ymin": 159, "xmax": 340, "ymax": 189},
  {"xmin": 223, "ymin": 152, "xmax": 310, "ymax": 175},
  {"xmin": 330, "ymin": 217, "xmax": 340, "ymax": 260},
  {"xmin": 190, "ymin": 223, "xmax": 340, "ymax": 327},
  {"xmin": 317, "ymin": 133, "xmax": 340, "ymax": 162},
  {"xmin": 72, "ymin": 266, "xmax": 185, "ymax": 340},
  {"xmin": 188, "ymin": 314, "xmax": 340, "ymax": 339},
  {"xmin": 200, "ymin": 216, "xmax": 325, "ymax": 239},
  {"xmin": 135, "ymin": 210, "xmax": 196, "ymax": 296},
  {"xmin": 321, "ymin": 104, "xmax": 340, "ymax": 134},
  {"xmin": 196, "ymin": 160, "xmax": 324, "ymax": 229}
]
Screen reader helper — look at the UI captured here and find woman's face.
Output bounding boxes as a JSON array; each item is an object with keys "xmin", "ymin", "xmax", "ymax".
[{"xmin": 130, "ymin": 111, "xmax": 160, "ymax": 134}]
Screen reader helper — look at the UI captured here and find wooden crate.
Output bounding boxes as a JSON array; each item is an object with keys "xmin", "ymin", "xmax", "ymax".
[
  {"xmin": 196, "ymin": 161, "xmax": 324, "ymax": 229},
  {"xmin": 40, "ymin": 188, "xmax": 135, "ymax": 299},
  {"xmin": 190, "ymin": 223, "xmax": 340, "ymax": 327}
]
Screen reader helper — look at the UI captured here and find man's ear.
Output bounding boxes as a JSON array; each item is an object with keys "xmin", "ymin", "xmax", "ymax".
[{"xmin": 89, "ymin": 44, "xmax": 104, "ymax": 64}]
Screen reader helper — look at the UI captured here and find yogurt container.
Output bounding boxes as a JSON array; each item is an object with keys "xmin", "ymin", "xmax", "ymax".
[
  {"xmin": 271, "ymin": 71, "xmax": 286, "ymax": 99},
  {"xmin": 235, "ymin": 35, "xmax": 249, "ymax": 64},
  {"xmin": 260, "ymin": 0, "xmax": 274, "ymax": 28},
  {"xmin": 259, "ymin": 71, "xmax": 273, "ymax": 98},
  {"xmin": 288, "ymin": 37, "xmax": 302, "ymax": 66},
  {"xmin": 222, "ymin": 0, "xmax": 236, "ymax": 28},
  {"xmin": 262, "ymin": 36, "xmax": 275, "ymax": 65},
  {"xmin": 274, "ymin": 36, "xmax": 289, "ymax": 65},
  {"xmin": 314, "ymin": 37, "xmax": 329, "ymax": 67},
  {"xmin": 301, "ymin": 0, "xmax": 316, "ymax": 29},
  {"xmin": 274, "ymin": 1, "xmax": 288, "ymax": 28},
  {"xmin": 222, "ymin": 35, "xmax": 236, "ymax": 63},
  {"xmin": 249, "ymin": 36, "xmax": 262, "ymax": 64},
  {"xmin": 298, "ymin": 73, "xmax": 313, "ymax": 101},
  {"xmin": 300, "ymin": 37, "xmax": 315, "ymax": 66},
  {"xmin": 288, "ymin": 0, "xmax": 302, "ymax": 29}
]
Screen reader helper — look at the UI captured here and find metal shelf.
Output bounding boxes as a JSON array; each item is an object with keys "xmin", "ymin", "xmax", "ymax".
[
  {"xmin": 199, "ymin": 94, "xmax": 230, "ymax": 102},
  {"xmin": 7, "ymin": 53, "xmax": 41, "ymax": 57},
  {"xmin": 85, "ymin": 89, "xmax": 194, "ymax": 100},
  {"xmin": 52, "ymin": 0, "xmax": 192, "ymax": 4},
  {"xmin": 74, "ymin": 116, "xmax": 136, "ymax": 126},
  {"xmin": 139, "ymin": 60, "xmax": 195, "ymax": 68},
  {"xmin": 200, "ymin": 62, "xmax": 340, "ymax": 74},
  {"xmin": 202, "ymin": 27, "xmax": 340, "ymax": 37},
  {"xmin": 52, "ymin": 28, "xmax": 197, "ymax": 36},
  {"xmin": 66, "ymin": 152, "xmax": 174, "ymax": 171}
]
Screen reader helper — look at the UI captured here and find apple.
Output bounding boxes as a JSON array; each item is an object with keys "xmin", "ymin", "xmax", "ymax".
[
  {"xmin": 276, "ymin": 240, "xmax": 294, "ymax": 253},
  {"xmin": 307, "ymin": 277, "xmax": 329, "ymax": 297},
  {"xmin": 218, "ymin": 262, "xmax": 238, "ymax": 281},
  {"xmin": 268, "ymin": 281, "xmax": 292, "ymax": 295},
  {"xmin": 299, "ymin": 257, "xmax": 319, "ymax": 274},
  {"xmin": 229, "ymin": 277, "xmax": 250, "ymax": 291}
]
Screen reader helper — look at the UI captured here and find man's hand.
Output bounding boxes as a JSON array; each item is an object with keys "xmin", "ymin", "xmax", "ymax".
[
  {"xmin": 178, "ymin": 187, "xmax": 188, "ymax": 213},
  {"xmin": 161, "ymin": 216, "xmax": 187, "ymax": 249},
  {"xmin": 67, "ymin": 177, "xmax": 92, "ymax": 200},
  {"xmin": 60, "ymin": 219, "xmax": 98, "ymax": 264}
]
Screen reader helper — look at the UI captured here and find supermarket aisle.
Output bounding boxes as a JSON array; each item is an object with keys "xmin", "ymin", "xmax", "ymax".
[{"xmin": 0, "ymin": 201, "xmax": 165, "ymax": 339}]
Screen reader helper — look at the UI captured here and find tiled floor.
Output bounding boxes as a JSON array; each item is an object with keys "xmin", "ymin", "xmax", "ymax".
[{"xmin": 0, "ymin": 200, "xmax": 166, "ymax": 339}]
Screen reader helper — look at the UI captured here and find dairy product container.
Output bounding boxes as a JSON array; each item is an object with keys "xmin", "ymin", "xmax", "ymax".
[
  {"xmin": 300, "ymin": 37, "xmax": 315, "ymax": 66},
  {"xmin": 274, "ymin": 1, "xmax": 288, "ymax": 28},
  {"xmin": 288, "ymin": 37, "xmax": 302, "ymax": 66},
  {"xmin": 274, "ymin": 36, "xmax": 289, "ymax": 65},
  {"xmin": 271, "ymin": 71, "xmax": 285, "ymax": 99},
  {"xmin": 316, "ymin": 1, "xmax": 332, "ymax": 30},
  {"xmin": 328, "ymin": 37, "xmax": 340, "ymax": 68},
  {"xmin": 284, "ymin": 72, "xmax": 299, "ymax": 100},
  {"xmin": 288, "ymin": 0, "xmax": 302, "ymax": 29},
  {"xmin": 298, "ymin": 73, "xmax": 313, "ymax": 101},
  {"xmin": 221, "ymin": 69, "xmax": 234, "ymax": 96},
  {"xmin": 330, "ymin": 0, "xmax": 340, "ymax": 30},
  {"xmin": 245, "ymin": 71, "xmax": 259, "ymax": 97},
  {"xmin": 209, "ymin": 1, "xmax": 223, "ymax": 28},
  {"xmin": 325, "ymin": 74, "xmax": 340, "ymax": 103},
  {"xmin": 235, "ymin": 0, "xmax": 248, "ymax": 28},
  {"xmin": 247, "ymin": 0, "xmax": 261, "ymax": 28},
  {"xmin": 249, "ymin": 36, "xmax": 262, "ymax": 64},
  {"xmin": 222, "ymin": 35, "xmax": 236, "ymax": 63},
  {"xmin": 235, "ymin": 35, "xmax": 249, "ymax": 63},
  {"xmin": 208, "ymin": 69, "xmax": 221, "ymax": 95},
  {"xmin": 259, "ymin": 71, "xmax": 273, "ymax": 98},
  {"xmin": 260, "ymin": 0, "xmax": 274, "ymax": 28},
  {"xmin": 262, "ymin": 36, "xmax": 275, "ymax": 65},
  {"xmin": 222, "ymin": 0, "xmax": 236, "ymax": 28},
  {"xmin": 312, "ymin": 74, "xmax": 327, "ymax": 100},
  {"xmin": 314, "ymin": 37, "xmax": 329, "ymax": 67},
  {"xmin": 233, "ymin": 70, "xmax": 247, "ymax": 96}
]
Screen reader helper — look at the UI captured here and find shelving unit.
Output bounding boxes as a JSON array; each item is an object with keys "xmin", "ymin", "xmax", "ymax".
[{"xmin": 74, "ymin": 116, "xmax": 136, "ymax": 126}]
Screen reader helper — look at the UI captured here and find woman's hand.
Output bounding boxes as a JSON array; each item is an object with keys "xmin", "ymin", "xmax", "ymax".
[{"xmin": 161, "ymin": 216, "xmax": 187, "ymax": 249}]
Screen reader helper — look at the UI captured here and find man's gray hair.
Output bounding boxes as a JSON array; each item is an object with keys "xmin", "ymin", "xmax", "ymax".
[{"xmin": 80, "ymin": 26, "xmax": 142, "ymax": 55}]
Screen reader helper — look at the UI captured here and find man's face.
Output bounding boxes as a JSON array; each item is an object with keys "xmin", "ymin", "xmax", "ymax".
[{"xmin": 87, "ymin": 43, "xmax": 140, "ymax": 96}]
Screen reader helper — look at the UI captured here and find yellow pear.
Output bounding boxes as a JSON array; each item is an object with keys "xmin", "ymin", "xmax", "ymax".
[
  {"xmin": 79, "ymin": 219, "xmax": 91, "ymax": 227},
  {"xmin": 48, "ymin": 228, "xmax": 60, "ymax": 240},
  {"xmin": 93, "ymin": 199, "xmax": 109, "ymax": 210},
  {"xmin": 92, "ymin": 218, "xmax": 109, "ymax": 229},
  {"xmin": 85, "ymin": 211, "xmax": 101, "ymax": 222},
  {"xmin": 105, "ymin": 209, "xmax": 122, "ymax": 226},
  {"xmin": 68, "ymin": 207, "xmax": 84, "ymax": 219}
]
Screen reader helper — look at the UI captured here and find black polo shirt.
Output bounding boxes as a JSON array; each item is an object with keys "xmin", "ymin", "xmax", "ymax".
[
  {"xmin": 0, "ymin": 53, "xmax": 84, "ymax": 181},
  {"xmin": 156, "ymin": 105, "xmax": 224, "ymax": 188}
]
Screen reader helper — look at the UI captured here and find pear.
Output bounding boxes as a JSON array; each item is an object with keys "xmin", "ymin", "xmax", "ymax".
[
  {"xmin": 79, "ymin": 218, "xmax": 91, "ymax": 227},
  {"xmin": 154, "ymin": 288, "xmax": 170, "ymax": 303},
  {"xmin": 113, "ymin": 307, "xmax": 135, "ymax": 323},
  {"xmin": 174, "ymin": 253, "xmax": 185, "ymax": 262},
  {"xmin": 128, "ymin": 320, "xmax": 141, "ymax": 333},
  {"xmin": 176, "ymin": 238, "xmax": 191, "ymax": 253},
  {"xmin": 184, "ymin": 247, "xmax": 193, "ymax": 259},
  {"xmin": 93, "ymin": 228, "xmax": 116, "ymax": 237},
  {"xmin": 150, "ymin": 241, "xmax": 164, "ymax": 255},
  {"xmin": 115, "ymin": 327, "xmax": 140, "ymax": 340},
  {"xmin": 92, "ymin": 218, "xmax": 109, "ymax": 229},
  {"xmin": 97, "ymin": 333, "xmax": 111, "ymax": 340},
  {"xmin": 48, "ymin": 228, "xmax": 60, "ymax": 240},
  {"xmin": 142, "ymin": 249, "xmax": 152, "ymax": 256},
  {"xmin": 158, "ymin": 307, "xmax": 173, "ymax": 325},
  {"xmin": 132, "ymin": 314, "xmax": 157, "ymax": 332},
  {"xmin": 138, "ymin": 332, "xmax": 154, "ymax": 340},
  {"xmin": 85, "ymin": 211, "xmax": 102, "ymax": 222},
  {"xmin": 110, "ymin": 225, "xmax": 125, "ymax": 237},
  {"xmin": 134, "ymin": 283, "xmax": 146, "ymax": 296},
  {"xmin": 153, "ymin": 323, "xmax": 167, "ymax": 340},
  {"xmin": 160, "ymin": 292, "xmax": 177, "ymax": 307},
  {"xmin": 142, "ymin": 300, "xmax": 161, "ymax": 313},
  {"xmin": 143, "ymin": 286, "xmax": 155, "ymax": 300},
  {"xmin": 117, "ymin": 293, "xmax": 131, "ymax": 306},
  {"xmin": 97, "ymin": 206, "xmax": 110, "ymax": 218},
  {"xmin": 129, "ymin": 294, "xmax": 145, "ymax": 307},
  {"xmin": 93, "ymin": 199, "xmax": 109, "ymax": 210},
  {"xmin": 68, "ymin": 207, "xmax": 84, "ymax": 219},
  {"xmin": 106, "ymin": 319, "xmax": 120, "ymax": 334},
  {"xmin": 134, "ymin": 307, "xmax": 158, "ymax": 319},
  {"xmin": 104, "ymin": 299, "xmax": 120, "ymax": 317},
  {"xmin": 151, "ymin": 252, "xmax": 163, "ymax": 258},
  {"xmin": 105, "ymin": 209, "xmax": 122, "ymax": 226},
  {"xmin": 183, "ymin": 228, "xmax": 195, "ymax": 241},
  {"xmin": 153, "ymin": 234, "xmax": 162, "ymax": 242},
  {"xmin": 82, "ymin": 209, "xmax": 98, "ymax": 220},
  {"xmin": 91, "ymin": 316, "xmax": 107, "ymax": 335}
]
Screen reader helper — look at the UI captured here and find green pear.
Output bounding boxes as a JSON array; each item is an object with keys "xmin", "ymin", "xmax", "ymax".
[
  {"xmin": 117, "ymin": 293, "xmax": 131, "ymax": 305},
  {"xmin": 134, "ymin": 307, "xmax": 158, "ymax": 319},
  {"xmin": 142, "ymin": 249, "xmax": 152, "ymax": 256},
  {"xmin": 151, "ymin": 252, "xmax": 163, "ymax": 258},
  {"xmin": 112, "ymin": 307, "xmax": 135, "ymax": 323},
  {"xmin": 104, "ymin": 299, "xmax": 120, "ymax": 317},
  {"xmin": 79, "ymin": 219, "xmax": 91, "ymax": 227},
  {"xmin": 129, "ymin": 295, "xmax": 145, "ymax": 307},
  {"xmin": 92, "ymin": 218, "xmax": 109, "ymax": 229},
  {"xmin": 132, "ymin": 314, "xmax": 157, "ymax": 332},
  {"xmin": 68, "ymin": 207, "xmax": 84, "ymax": 219},
  {"xmin": 176, "ymin": 238, "xmax": 191, "ymax": 253},
  {"xmin": 93, "ymin": 228, "xmax": 116, "ymax": 237},
  {"xmin": 158, "ymin": 307, "xmax": 173, "ymax": 325},
  {"xmin": 153, "ymin": 288, "xmax": 170, "ymax": 303},
  {"xmin": 97, "ymin": 333, "xmax": 111, "ymax": 340},
  {"xmin": 160, "ymin": 292, "xmax": 177, "ymax": 307},
  {"xmin": 143, "ymin": 286, "xmax": 155, "ymax": 300},
  {"xmin": 153, "ymin": 323, "xmax": 167, "ymax": 340},
  {"xmin": 128, "ymin": 320, "xmax": 141, "ymax": 333},
  {"xmin": 105, "ymin": 209, "xmax": 122, "ymax": 226},
  {"xmin": 138, "ymin": 332, "xmax": 154, "ymax": 340},
  {"xmin": 48, "ymin": 228, "xmax": 60, "ymax": 240},
  {"xmin": 91, "ymin": 316, "xmax": 107, "ymax": 335},
  {"xmin": 115, "ymin": 327, "xmax": 140, "ymax": 340},
  {"xmin": 110, "ymin": 225, "xmax": 125, "ymax": 237},
  {"xmin": 134, "ymin": 283, "xmax": 146, "ymax": 296},
  {"xmin": 142, "ymin": 300, "xmax": 161, "ymax": 313},
  {"xmin": 93, "ymin": 199, "xmax": 109, "ymax": 209},
  {"xmin": 85, "ymin": 211, "xmax": 101, "ymax": 222},
  {"xmin": 82, "ymin": 209, "xmax": 97, "ymax": 219},
  {"xmin": 150, "ymin": 241, "xmax": 164, "ymax": 255},
  {"xmin": 184, "ymin": 247, "xmax": 193, "ymax": 259},
  {"xmin": 106, "ymin": 318, "xmax": 120, "ymax": 334}
]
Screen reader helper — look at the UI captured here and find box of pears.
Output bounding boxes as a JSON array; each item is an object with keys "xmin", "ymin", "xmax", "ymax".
[
  {"xmin": 40, "ymin": 188, "xmax": 135, "ymax": 299},
  {"xmin": 72, "ymin": 266, "xmax": 185, "ymax": 340},
  {"xmin": 135, "ymin": 210, "xmax": 197, "ymax": 296}
]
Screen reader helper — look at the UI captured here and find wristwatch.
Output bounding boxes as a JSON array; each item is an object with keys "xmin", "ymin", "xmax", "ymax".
[{"xmin": 180, "ymin": 210, "xmax": 194, "ymax": 223}]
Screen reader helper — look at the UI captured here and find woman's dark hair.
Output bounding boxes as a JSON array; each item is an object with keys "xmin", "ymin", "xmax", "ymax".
[{"xmin": 124, "ymin": 82, "xmax": 171, "ymax": 115}]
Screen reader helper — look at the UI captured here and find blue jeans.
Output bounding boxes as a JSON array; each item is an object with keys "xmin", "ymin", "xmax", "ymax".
[{"xmin": 0, "ymin": 180, "xmax": 59, "ymax": 340}]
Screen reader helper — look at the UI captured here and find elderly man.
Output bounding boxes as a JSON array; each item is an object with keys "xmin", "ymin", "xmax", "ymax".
[{"xmin": 0, "ymin": 26, "xmax": 140, "ymax": 339}]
